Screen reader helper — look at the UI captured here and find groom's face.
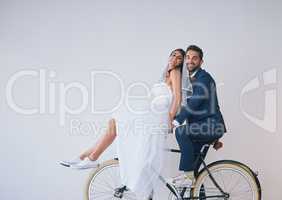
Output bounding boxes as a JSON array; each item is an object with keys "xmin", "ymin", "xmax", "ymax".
[{"xmin": 185, "ymin": 50, "xmax": 203, "ymax": 72}]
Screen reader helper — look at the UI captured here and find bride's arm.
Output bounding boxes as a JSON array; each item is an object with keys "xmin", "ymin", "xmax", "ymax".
[{"xmin": 169, "ymin": 69, "xmax": 182, "ymax": 121}]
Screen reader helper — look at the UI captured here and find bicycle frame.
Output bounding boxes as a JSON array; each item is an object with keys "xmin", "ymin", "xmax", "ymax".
[
  {"xmin": 90, "ymin": 140, "xmax": 261, "ymax": 200},
  {"xmin": 163, "ymin": 144, "xmax": 229, "ymax": 200},
  {"xmin": 113, "ymin": 144, "xmax": 230, "ymax": 200}
]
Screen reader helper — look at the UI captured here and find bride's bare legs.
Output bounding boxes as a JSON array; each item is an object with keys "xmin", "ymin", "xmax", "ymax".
[{"xmin": 80, "ymin": 119, "xmax": 117, "ymax": 161}]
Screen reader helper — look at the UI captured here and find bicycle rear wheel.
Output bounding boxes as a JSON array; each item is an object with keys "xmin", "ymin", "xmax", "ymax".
[
  {"xmin": 86, "ymin": 159, "xmax": 138, "ymax": 200},
  {"xmin": 192, "ymin": 160, "xmax": 261, "ymax": 200}
]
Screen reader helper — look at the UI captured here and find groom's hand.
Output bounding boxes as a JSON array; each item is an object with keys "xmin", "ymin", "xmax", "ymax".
[
  {"xmin": 169, "ymin": 119, "xmax": 180, "ymax": 134},
  {"xmin": 168, "ymin": 116, "xmax": 175, "ymax": 134},
  {"xmin": 172, "ymin": 119, "xmax": 180, "ymax": 127}
]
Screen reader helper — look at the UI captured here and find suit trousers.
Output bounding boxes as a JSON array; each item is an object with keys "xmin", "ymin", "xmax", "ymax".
[{"xmin": 175, "ymin": 121, "xmax": 223, "ymax": 172}]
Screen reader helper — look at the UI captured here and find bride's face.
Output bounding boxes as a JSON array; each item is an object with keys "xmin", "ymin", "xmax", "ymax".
[{"xmin": 169, "ymin": 51, "xmax": 184, "ymax": 67}]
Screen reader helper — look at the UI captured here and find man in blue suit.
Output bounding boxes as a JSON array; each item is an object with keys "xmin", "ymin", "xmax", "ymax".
[{"xmin": 171, "ymin": 45, "xmax": 226, "ymax": 184}]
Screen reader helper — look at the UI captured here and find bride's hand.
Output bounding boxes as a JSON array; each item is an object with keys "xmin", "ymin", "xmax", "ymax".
[{"xmin": 168, "ymin": 115, "xmax": 175, "ymax": 134}]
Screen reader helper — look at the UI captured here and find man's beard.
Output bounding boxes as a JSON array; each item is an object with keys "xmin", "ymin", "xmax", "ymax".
[{"xmin": 187, "ymin": 64, "xmax": 200, "ymax": 73}]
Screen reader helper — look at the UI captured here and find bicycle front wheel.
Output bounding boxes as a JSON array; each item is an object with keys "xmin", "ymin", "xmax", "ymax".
[
  {"xmin": 86, "ymin": 159, "xmax": 138, "ymax": 200},
  {"xmin": 192, "ymin": 160, "xmax": 261, "ymax": 200}
]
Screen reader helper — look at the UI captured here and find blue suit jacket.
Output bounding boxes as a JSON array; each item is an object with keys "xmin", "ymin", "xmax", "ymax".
[{"xmin": 175, "ymin": 68, "xmax": 226, "ymax": 139}]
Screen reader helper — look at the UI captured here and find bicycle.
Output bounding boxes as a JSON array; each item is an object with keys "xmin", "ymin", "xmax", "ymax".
[{"xmin": 85, "ymin": 140, "xmax": 262, "ymax": 200}]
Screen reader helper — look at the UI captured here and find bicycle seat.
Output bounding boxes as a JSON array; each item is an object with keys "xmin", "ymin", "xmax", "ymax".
[
  {"xmin": 212, "ymin": 140, "xmax": 223, "ymax": 151},
  {"xmin": 200, "ymin": 140, "xmax": 223, "ymax": 151}
]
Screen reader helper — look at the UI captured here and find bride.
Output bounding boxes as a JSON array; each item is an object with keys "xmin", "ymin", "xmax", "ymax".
[{"xmin": 60, "ymin": 48, "xmax": 186, "ymax": 199}]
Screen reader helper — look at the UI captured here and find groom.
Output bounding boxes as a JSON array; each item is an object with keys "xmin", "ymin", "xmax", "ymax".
[{"xmin": 171, "ymin": 45, "xmax": 226, "ymax": 184}]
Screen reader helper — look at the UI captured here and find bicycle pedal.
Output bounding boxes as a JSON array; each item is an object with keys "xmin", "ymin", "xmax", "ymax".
[
  {"xmin": 113, "ymin": 192, "xmax": 123, "ymax": 198},
  {"xmin": 113, "ymin": 185, "xmax": 128, "ymax": 198}
]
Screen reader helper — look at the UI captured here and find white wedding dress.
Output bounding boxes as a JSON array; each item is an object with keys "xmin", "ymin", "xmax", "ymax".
[{"xmin": 112, "ymin": 81, "xmax": 173, "ymax": 199}]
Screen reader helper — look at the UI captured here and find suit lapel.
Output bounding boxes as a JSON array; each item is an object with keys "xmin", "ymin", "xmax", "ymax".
[{"xmin": 191, "ymin": 68, "xmax": 203, "ymax": 82}]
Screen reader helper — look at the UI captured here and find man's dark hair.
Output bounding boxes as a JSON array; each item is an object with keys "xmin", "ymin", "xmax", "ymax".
[{"xmin": 186, "ymin": 45, "xmax": 203, "ymax": 60}]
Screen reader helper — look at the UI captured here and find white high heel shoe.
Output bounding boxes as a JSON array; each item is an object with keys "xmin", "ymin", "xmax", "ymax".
[
  {"xmin": 59, "ymin": 157, "xmax": 82, "ymax": 167},
  {"xmin": 71, "ymin": 157, "xmax": 99, "ymax": 170}
]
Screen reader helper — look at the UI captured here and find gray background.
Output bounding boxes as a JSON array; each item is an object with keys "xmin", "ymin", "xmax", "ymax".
[{"xmin": 0, "ymin": 0, "xmax": 281, "ymax": 199}]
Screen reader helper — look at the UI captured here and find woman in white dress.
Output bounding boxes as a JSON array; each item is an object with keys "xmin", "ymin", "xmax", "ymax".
[{"xmin": 60, "ymin": 48, "xmax": 185, "ymax": 199}]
